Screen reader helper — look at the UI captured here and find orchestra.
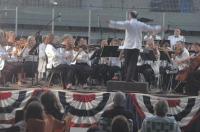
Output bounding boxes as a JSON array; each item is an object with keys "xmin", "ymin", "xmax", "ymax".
[{"xmin": 0, "ymin": 26, "xmax": 199, "ymax": 96}]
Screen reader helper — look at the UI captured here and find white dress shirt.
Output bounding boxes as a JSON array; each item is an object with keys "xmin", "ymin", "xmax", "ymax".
[
  {"xmin": 174, "ymin": 47, "xmax": 190, "ymax": 70},
  {"xmin": 109, "ymin": 19, "xmax": 161, "ymax": 50},
  {"xmin": 168, "ymin": 35, "xmax": 185, "ymax": 49},
  {"xmin": 45, "ymin": 44, "xmax": 63, "ymax": 69}
]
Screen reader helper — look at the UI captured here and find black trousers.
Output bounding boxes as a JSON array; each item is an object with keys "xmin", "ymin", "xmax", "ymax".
[
  {"xmin": 74, "ymin": 63, "xmax": 92, "ymax": 85},
  {"xmin": 124, "ymin": 49, "xmax": 140, "ymax": 82}
]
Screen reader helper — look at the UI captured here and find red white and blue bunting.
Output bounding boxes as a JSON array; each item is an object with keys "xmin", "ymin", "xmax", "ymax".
[{"xmin": 0, "ymin": 89, "xmax": 200, "ymax": 130}]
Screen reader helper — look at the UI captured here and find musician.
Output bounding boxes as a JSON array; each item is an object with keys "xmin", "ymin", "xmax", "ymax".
[
  {"xmin": 173, "ymin": 41, "xmax": 190, "ymax": 71},
  {"xmin": 90, "ymin": 39, "xmax": 112, "ymax": 85},
  {"xmin": 138, "ymin": 39, "xmax": 160, "ymax": 87},
  {"xmin": 109, "ymin": 11, "xmax": 162, "ymax": 82},
  {"xmin": 38, "ymin": 36, "xmax": 47, "ymax": 80},
  {"xmin": 60, "ymin": 34, "xmax": 76, "ymax": 88},
  {"xmin": 72, "ymin": 37, "xmax": 92, "ymax": 87},
  {"xmin": 177, "ymin": 42, "xmax": 200, "ymax": 95},
  {"xmin": 0, "ymin": 30, "xmax": 23, "ymax": 86},
  {"xmin": 168, "ymin": 28, "xmax": 185, "ymax": 49},
  {"xmin": 109, "ymin": 38, "xmax": 122, "ymax": 80},
  {"xmin": 22, "ymin": 36, "xmax": 38, "ymax": 79},
  {"xmin": 144, "ymin": 31, "xmax": 161, "ymax": 41},
  {"xmin": 45, "ymin": 34, "xmax": 70, "ymax": 89}
]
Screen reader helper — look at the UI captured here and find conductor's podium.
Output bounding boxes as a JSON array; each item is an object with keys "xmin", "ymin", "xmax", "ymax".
[{"xmin": 107, "ymin": 80, "xmax": 148, "ymax": 93}]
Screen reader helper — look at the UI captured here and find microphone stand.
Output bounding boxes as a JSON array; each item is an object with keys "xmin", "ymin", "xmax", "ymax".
[{"xmin": 29, "ymin": 15, "xmax": 61, "ymax": 86}]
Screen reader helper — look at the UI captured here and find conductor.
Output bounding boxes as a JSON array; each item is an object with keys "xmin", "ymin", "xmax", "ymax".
[{"xmin": 109, "ymin": 11, "xmax": 162, "ymax": 82}]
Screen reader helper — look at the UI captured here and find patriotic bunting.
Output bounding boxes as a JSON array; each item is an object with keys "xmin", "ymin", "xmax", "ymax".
[{"xmin": 0, "ymin": 89, "xmax": 200, "ymax": 131}]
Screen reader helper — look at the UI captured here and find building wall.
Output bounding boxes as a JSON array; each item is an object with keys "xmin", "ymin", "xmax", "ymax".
[{"xmin": 0, "ymin": 0, "xmax": 199, "ymax": 42}]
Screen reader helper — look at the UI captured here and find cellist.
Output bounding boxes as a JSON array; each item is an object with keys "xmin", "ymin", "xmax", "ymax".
[{"xmin": 176, "ymin": 42, "xmax": 200, "ymax": 95}]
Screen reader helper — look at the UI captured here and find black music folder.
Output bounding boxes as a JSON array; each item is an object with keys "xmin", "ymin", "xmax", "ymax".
[
  {"xmin": 140, "ymin": 49, "xmax": 156, "ymax": 61},
  {"xmin": 160, "ymin": 50, "xmax": 172, "ymax": 63},
  {"xmin": 100, "ymin": 46, "xmax": 120, "ymax": 57}
]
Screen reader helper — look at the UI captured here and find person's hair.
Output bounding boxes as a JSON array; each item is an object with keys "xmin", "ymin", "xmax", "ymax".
[
  {"xmin": 87, "ymin": 126, "xmax": 100, "ymax": 132},
  {"xmin": 113, "ymin": 91, "xmax": 126, "ymax": 107},
  {"xmin": 111, "ymin": 115, "xmax": 130, "ymax": 132},
  {"xmin": 154, "ymin": 100, "xmax": 168, "ymax": 117},
  {"xmin": 23, "ymin": 96, "xmax": 40, "ymax": 111},
  {"xmin": 129, "ymin": 11, "xmax": 138, "ymax": 18},
  {"xmin": 40, "ymin": 91, "xmax": 61, "ymax": 116},
  {"xmin": 62, "ymin": 34, "xmax": 73, "ymax": 41},
  {"xmin": 24, "ymin": 101, "xmax": 44, "ymax": 122}
]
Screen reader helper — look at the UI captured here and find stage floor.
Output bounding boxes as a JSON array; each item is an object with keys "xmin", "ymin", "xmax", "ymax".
[{"xmin": 0, "ymin": 78, "xmax": 190, "ymax": 97}]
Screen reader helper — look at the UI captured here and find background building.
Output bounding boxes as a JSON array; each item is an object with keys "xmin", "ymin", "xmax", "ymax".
[{"xmin": 0, "ymin": 0, "xmax": 199, "ymax": 42}]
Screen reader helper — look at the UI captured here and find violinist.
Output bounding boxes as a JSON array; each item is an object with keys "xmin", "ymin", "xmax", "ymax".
[
  {"xmin": 21, "ymin": 36, "xmax": 38, "ymax": 80},
  {"xmin": 0, "ymin": 30, "xmax": 23, "ymax": 86},
  {"xmin": 109, "ymin": 38, "xmax": 122, "ymax": 80},
  {"xmin": 90, "ymin": 39, "xmax": 111, "ymax": 85},
  {"xmin": 138, "ymin": 39, "xmax": 159, "ymax": 87},
  {"xmin": 60, "ymin": 34, "xmax": 76, "ymax": 89},
  {"xmin": 72, "ymin": 37, "xmax": 92, "ymax": 87},
  {"xmin": 45, "ymin": 34, "xmax": 70, "ymax": 89}
]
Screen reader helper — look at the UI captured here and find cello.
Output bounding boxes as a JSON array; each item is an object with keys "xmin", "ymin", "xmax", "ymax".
[{"xmin": 176, "ymin": 53, "xmax": 200, "ymax": 81}]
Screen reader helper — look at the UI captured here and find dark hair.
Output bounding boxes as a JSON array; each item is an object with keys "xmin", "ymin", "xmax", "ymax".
[
  {"xmin": 87, "ymin": 126, "xmax": 100, "ymax": 132},
  {"xmin": 111, "ymin": 115, "xmax": 130, "ymax": 132},
  {"xmin": 23, "ymin": 96, "xmax": 40, "ymax": 111},
  {"xmin": 24, "ymin": 101, "xmax": 44, "ymax": 122},
  {"xmin": 129, "ymin": 11, "xmax": 138, "ymax": 18},
  {"xmin": 41, "ymin": 91, "xmax": 62, "ymax": 120}
]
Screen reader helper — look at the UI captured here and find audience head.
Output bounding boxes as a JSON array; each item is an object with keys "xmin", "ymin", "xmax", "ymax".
[
  {"xmin": 111, "ymin": 115, "xmax": 130, "ymax": 132},
  {"xmin": 113, "ymin": 91, "xmax": 126, "ymax": 108},
  {"xmin": 87, "ymin": 125, "xmax": 101, "ymax": 132},
  {"xmin": 41, "ymin": 91, "xmax": 61, "ymax": 115},
  {"xmin": 24, "ymin": 101, "xmax": 44, "ymax": 122},
  {"xmin": 129, "ymin": 11, "xmax": 138, "ymax": 19},
  {"xmin": 154, "ymin": 100, "xmax": 169, "ymax": 117},
  {"xmin": 23, "ymin": 96, "xmax": 40, "ymax": 111}
]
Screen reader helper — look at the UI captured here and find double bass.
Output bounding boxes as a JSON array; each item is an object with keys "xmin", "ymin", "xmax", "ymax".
[{"xmin": 176, "ymin": 54, "xmax": 200, "ymax": 81}]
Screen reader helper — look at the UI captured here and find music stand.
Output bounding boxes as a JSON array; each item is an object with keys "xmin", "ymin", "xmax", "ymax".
[
  {"xmin": 160, "ymin": 51, "xmax": 171, "ymax": 63},
  {"xmin": 100, "ymin": 46, "xmax": 120, "ymax": 58},
  {"xmin": 140, "ymin": 49, "xmax": 156, "ymax": 62}
]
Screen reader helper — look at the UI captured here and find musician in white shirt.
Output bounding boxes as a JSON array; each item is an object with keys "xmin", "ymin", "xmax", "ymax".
[
  {"xmin": 109, "ymin": 11, "xmax": 161, "ymax": 82},
  {"xmin": 73, "ymin": 37, "xmax": 92, "ymax": 87},
  {"xmin": 22, "ymin": 36, "xmax": 38, "ymax": 79},
  {"xmin": 45, "ymin": 34, "xmax": 70, "ymax": 89},
  {"xmin": 168, "ymin": 28, "xmax": 185, "ymax": 49},
  {"xmin": 174, "ymin": 41, "xmax": 190, "ymax": 71}
]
